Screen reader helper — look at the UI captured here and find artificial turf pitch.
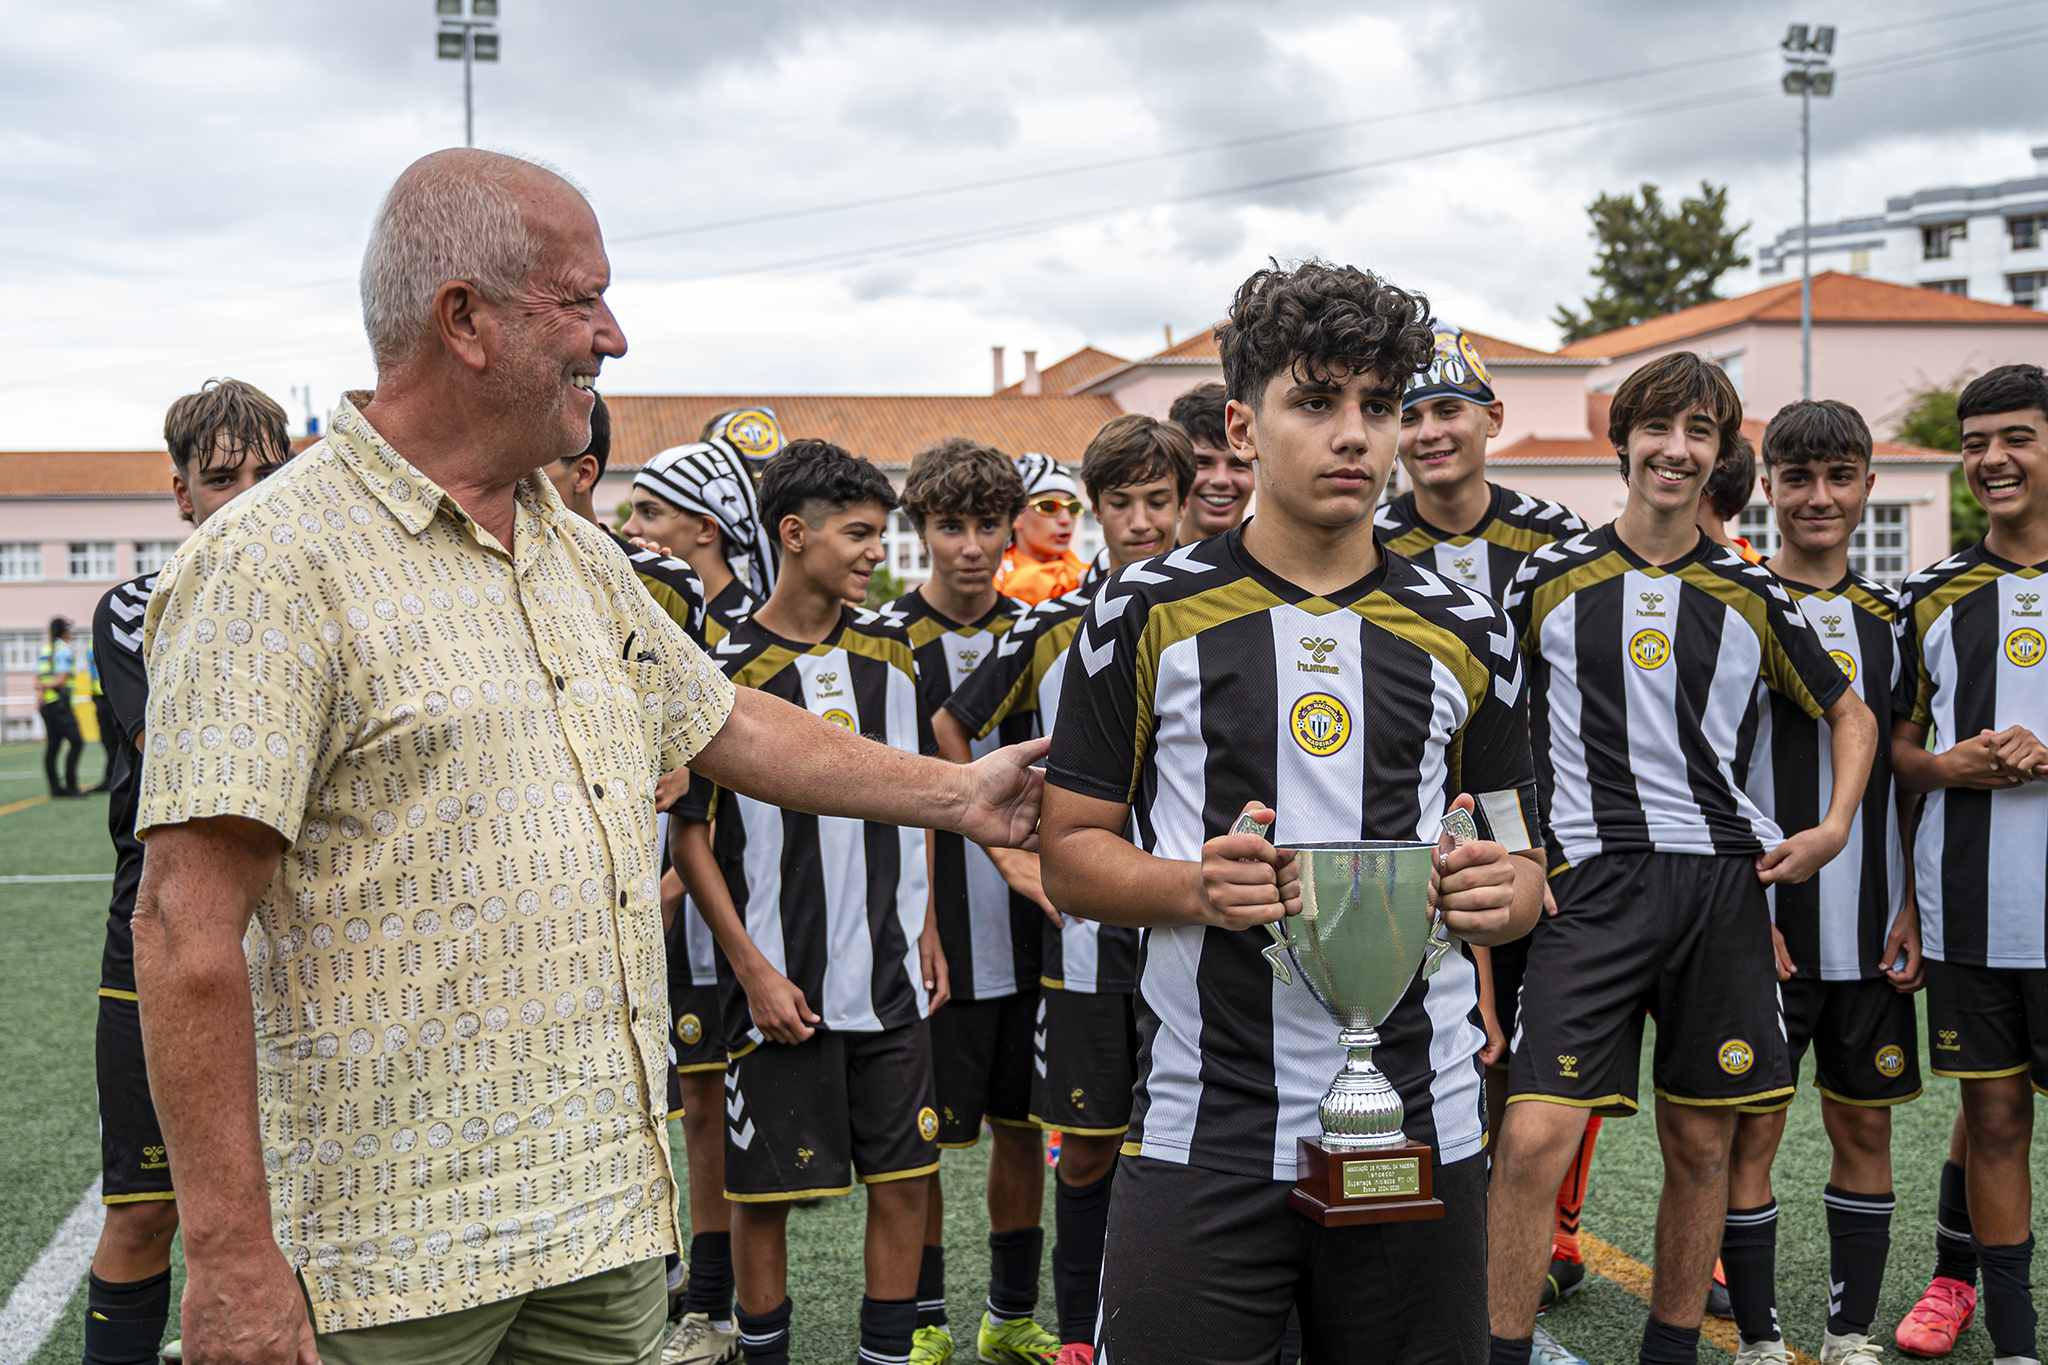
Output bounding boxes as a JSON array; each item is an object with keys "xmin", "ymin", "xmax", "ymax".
[{"xmin": 0, "ymin": 738, "xmax": 2039, "ymax": 1363}]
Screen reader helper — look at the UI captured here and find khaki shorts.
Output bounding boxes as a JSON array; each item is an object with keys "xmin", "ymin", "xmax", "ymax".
[{"xmin": 310, "ymin": 1256, "xmax": 665, "ymax": 1365}]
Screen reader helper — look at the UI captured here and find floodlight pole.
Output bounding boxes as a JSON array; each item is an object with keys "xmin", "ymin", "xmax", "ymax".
[
  {"xmin": 463, "ymin": 26, "xmax": 474, "ymax": 146},
  {"xmin": 1800, "ymin": 73, "xmax": 1811, "ymax": 401}
]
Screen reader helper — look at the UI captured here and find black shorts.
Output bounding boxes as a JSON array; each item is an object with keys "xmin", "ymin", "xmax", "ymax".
[
  {"xmin": 931, "ymin": 990, "xmax": 1038, "ymax": 1146},
  {"xmin": 1488, "ymin": 936, "xmax": 1531, "ymax": 1071},
  {"xmin": 1748, "ymin": 974, "xmax": 1921, "ymax": 1111},
  {"xmin": 723, "ymin": 1022, "xmax": 939, "ymax": 1201},
  {"xmin": 1030, "ymin": 988, "xmax": 1137, "ymax": 1136},
  {"xmin": 1507, "ymin": 852, "xmax": 1792, "ymax": 1115},
  {"xmin": 96, "ymin": 992, "xmax": 174, "ymax": 1203},
  {"xmin": 1097, "ymin": 1152, "xmax": 1487, "ymax": 1365},
  {"xmin": 1925, "ymin": 958, "xmax": 2048, "ymax": 1092}
]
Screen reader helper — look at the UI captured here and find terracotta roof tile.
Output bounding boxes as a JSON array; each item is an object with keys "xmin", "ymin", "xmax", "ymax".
[
  {"xmin": 1151, "ymin": 327, "xmax": 1222, "ymax": 361},
  {"xmin": 606, "ymin": 393, "xmax": 1125, "ymax": 471},
  {"xmin": 1557, "ymin": 271, "xmax": 2048, "ymax": 358},
  {"xmin": 0, "ymin": 451, "xmax": 177, "ymax": 498},
  {"xmin": 999, "ymin": 346, "xmax": 1131, "ymax": 397}
]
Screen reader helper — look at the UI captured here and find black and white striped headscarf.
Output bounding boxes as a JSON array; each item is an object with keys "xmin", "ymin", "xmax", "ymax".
[
  {"xmin": 1015, "ymin": 451, "xmax": 1078, "ymax": 499},
  {"xmin": 635, "ymin": 440, "xmax": 779, "ymax": 595}
]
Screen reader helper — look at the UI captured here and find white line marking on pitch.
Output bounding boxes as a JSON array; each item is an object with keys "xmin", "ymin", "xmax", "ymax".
[
  {"xmin": 0, "ymin": 1177, "xmax": 104, "ymax": 1365},
  {"xmin": 0, "ymin": 874, "xmax": 112, "ymax": 884}
]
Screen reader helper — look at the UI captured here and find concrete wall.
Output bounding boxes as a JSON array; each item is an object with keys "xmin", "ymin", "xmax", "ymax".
[{"xmin": 1490, "ymin": 369, "xmax": 1597, "ymax": 446}]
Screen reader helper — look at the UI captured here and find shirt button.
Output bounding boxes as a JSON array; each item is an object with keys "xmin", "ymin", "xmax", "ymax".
[
  {"xmin": 619, "ymin": 891, "xmax": 628, "ymax": 907},
  {"xmin": 630, "ymin": 1006, "xmax": 640, "ymax": 1023},
  {"xmin": 554, "ymin": 674, "xmax": 565, "ymax": 689},
  {"xmin": 592, "ymin": 784, "xmax": 605, "ymax": 799}
]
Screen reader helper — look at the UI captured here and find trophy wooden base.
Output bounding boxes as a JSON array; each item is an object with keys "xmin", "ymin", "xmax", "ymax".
[{"xmin": 1289, "ymin": 1136, "xmax": 1445, "ymax": 1226}]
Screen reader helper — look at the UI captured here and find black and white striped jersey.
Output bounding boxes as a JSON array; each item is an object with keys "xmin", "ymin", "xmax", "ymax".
[
  {"xmin": 605, "ymin": 528, "xmax": 707, "ymax": 643},
  {"xmin": 667, "ymin": 579, "xmax": 761, "ymax": 990},
  {"xmin": 93, "ymin": 570, "xmax": 158, "ymax": 994},
  {"xmin": 1375, "ymin": 483, "xmax": 1589, "ymax": 602},
  {"xmin": 1744, "ymin": 572, "xmax": 1910, "ymax": 980},
  {"xmin": 941, "ymin": 583, "xmax": 1142, "ymax": 995},
  {"xmin": 679, "ymin": 607, "xmax": 933, "ymax": 1043},
  {"xmin": 879, "ymin": 587, "xmax": 1040, "ymax": 1001},
  {"xmin": 1505, "ymin": 525, "xmax": 1850, "ymax": 868},
  {"xmin": 1902, "ymin": 544, "xmax": 2048, "ymax": 969},
  {"xmin": 1048, "ymin": 528, "xmax": 1539, "ymax": 1179}
]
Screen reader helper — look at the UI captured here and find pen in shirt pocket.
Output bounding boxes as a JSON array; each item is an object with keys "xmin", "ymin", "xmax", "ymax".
[{"xmin": 622, "ymin": 631, "xmax": 636, "ymax": 660}]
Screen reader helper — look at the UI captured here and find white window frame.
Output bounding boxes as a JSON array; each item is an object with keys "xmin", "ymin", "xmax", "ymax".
[
  {"xmin": 0, "ymin": 631, "xmax": 41, "ymax": 673},
  {"xmin": 0, "ymin": 543, "xmax": 42, "ymax": 582},
  {"xmin": 133, "ymin": 540, "xmax": 183, "ymax": 576},
  {"xmin": 67, "ymin": 541, "xmax": 119, "ymax": 581}
]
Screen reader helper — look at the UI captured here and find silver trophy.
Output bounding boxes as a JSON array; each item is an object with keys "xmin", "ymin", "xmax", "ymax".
[{"xmin": 1235, "ymin": 808, "xmax": 1474, "ymax": 1222}]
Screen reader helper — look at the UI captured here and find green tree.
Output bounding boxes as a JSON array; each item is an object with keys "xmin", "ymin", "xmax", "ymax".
[
  {"xmin": 1553, "ymin": 181, "xmax": 1752, "ymax": 343},
  {"xmin": 1893, "ymin": 380, "xmax": 1985, "ymax": 549},
  {"xmin": 863, "ymin": 564, "xmax": 909, "ymax": 609}
]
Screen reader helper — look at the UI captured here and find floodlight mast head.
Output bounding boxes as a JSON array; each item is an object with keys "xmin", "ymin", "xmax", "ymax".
[{"xmin": 1784, "ymin": 23, "xmax": 1810, "ymax": 51}]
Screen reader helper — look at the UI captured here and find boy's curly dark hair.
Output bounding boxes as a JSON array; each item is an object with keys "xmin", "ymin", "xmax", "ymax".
[
  {"xmin": 759, "ymin": 438, "xmax": 899, "ymax": 532},
  {"xmin": 1217, "ymin": 260, "xmax": 1434, "ymax": 408},
  {"xmin": 900, "ymin": 437, "xmax": 1025, "ymax": 531}
]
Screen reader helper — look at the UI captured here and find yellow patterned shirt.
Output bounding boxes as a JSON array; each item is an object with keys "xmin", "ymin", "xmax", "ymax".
[{"xmin": 135, "ymin": 397, "xmax": 735, "ymax": 1331}]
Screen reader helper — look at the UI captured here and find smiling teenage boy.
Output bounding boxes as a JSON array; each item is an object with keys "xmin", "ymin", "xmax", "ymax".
[
  {"xmin": 875, "ymin": 439, "xmax": 1061, "ymax": 1365},
  {"xmin": 1716, "ymin": 400, "xmax": 1924, "ymax": 1365},
  {"xmin": 1892, "ymin": 363, "xmax": 2048, "ymax": 1365},
  {"xmin": 1037, "ymin": 261, "xmax": 1545, "ymax": 1364},
  {"xmin": 672, "ymin": 440, "xmax": 944, "ymax": 1365},
  {"xmin": 932, "ymin": 415, "xmax": 1193, "ymax": 1365},
  {"xmin": 1491, "ymin": 353, "xmax": 1877, "ymax": 1365},
  {"xmin": 1170, "ymin": 381, "xmax": 1254, "ymax": 545}
]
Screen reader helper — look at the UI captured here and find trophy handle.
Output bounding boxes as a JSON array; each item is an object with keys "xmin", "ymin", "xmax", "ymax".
[
  {"xmin": 1423, "ymin": 808, "xmax": 1479, "ymax": 979},
  {"xmin": 1260, "ymin": 939, "xmax": 1294, "ymax": 985}
]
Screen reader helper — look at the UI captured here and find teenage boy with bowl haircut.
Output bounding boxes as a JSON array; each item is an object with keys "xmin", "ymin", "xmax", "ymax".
[
  {"xmin": 1038, "ymin": 261, "xmax": 1545, "ymax": 1364},
  {"xmin": 673, "ymin": 440, "xmax": 945, "ymax": 1365},
  {"xmin": 1492, "ymin": 353, "xmax": 1877, "ymax": 1365},
  {"xmin": 931, "ymin": 414, "xmax": 1193, "ymax": 1365},
  {"xmin": 876, "ymin": 438, "xmax": 1062, "ymax": 1365},
  {"xmin": 1893, "ymin": 362, "xmax": 2048, "ymax": 1365},
  {"xmin": 1715, "ymin": 399, "xmax": 1924, "ymax": 1365},
  {"xmin": 1170, "ymin": 380, "xmax": 1255, "ymax": 545}
]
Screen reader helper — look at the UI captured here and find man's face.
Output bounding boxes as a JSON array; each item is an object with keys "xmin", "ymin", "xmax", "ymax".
[
  {"xmin": 1762, "ymin": 457, "xmax": 1872, "ymax": 558},
  {"xmin": 1094, "ymin": 476, "xmax": 1184, "ymax": 567},
  {"xmin": 623, "ymin": 492, "xmax": 694, "ymax": 550},
  {"xmin": 788, "ymin": 500, "xmax": 889, "ymax": 605},
  {"xmin": 1961, "ymin": 407, "xmax": 2048, "ymax": 535},
  {"xmin": 1012, "ymin": 494, "xmax": 1076, "ymax": 559},
  {"xmin": 478, "ymin": 183, "xmax": 628, "ymax": 468},
  {"xmin": 1398, "ymin": 397, "xmax": 1502, "ymax": 494},
  {"xmin": 1181, "ymin": 442, "xmax": 1254, "ymax": 540},
  {"xmin": 173, "ymin": 436, "xmax": 289, "ymax": 526},
  {"xmin": 921, "ymin": 509, "xmax": 1011, "ymax": 600},
  {"xmin": 1227, "ymin": 365, "xmax": 1401, "ymax": 529},
  {"xmin": 1623, "ymin": 406, "xmax": 1720, "ymax": 516}
]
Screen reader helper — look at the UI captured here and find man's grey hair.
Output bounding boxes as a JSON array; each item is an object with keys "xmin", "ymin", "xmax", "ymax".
[{"xmin": 358, "ymin": 150, "xmax": 573, "ymax": 369}]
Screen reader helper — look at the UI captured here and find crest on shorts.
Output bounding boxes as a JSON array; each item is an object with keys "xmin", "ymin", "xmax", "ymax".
[
  {"xmin": 2005, "ymin": 627, "xmax": 2045, "ymax": 667},
  {"xmin": 676, "ymin": 1014, "xmax": 702, "ymax": 1046},
  {"xmin": 1875, "ymin": 1044, "xmax": 1905, "ymax": 1077},
  {"xmin": 1830, "ymin": 649, "xmax": 1857, "ymax": 681},
  {"xmin": 918, "ymin": 1106, "xmax": 940, "ymax": 1142},
  {"xmin": 1290, "ymin": 693, "xmax": 1351, "ymax": 757},
  {"xmin": 1718, "ymin": 1038, "xmax": 1754, "ymax": 1075},
  {"xmin": 1629, "ymin": 628, "xmax": 1671, "ymax": 670}
]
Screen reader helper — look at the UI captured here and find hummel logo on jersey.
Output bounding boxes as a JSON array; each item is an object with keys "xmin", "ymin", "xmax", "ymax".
[
  {"xmin": 1298, "ymin": 637, "xmax": 1339, "ymax": 674},
  {"xmin": 1637, "ymin": 590, "xmax": 1666, "ymax": 617},
  {"xmin": 2017, "ymin": 591, "xmax": 2042, "ymax": 615},
  {"xmin": 814, "ymin": 671, "xmax": 844, "ymax": 696},
  {"xmin": 1820, "ymin": 613, "xmax": 1844, "ymax": 636},
  {"xmin": 1557, "ymin": 1054, "xmax": 1579, "ymax": 1078},
  {"xmin": 1453, "ymin": 556, "xmax": 1476, "ymax": 578},
  {"xmin": 1937, "ymin": 1029, "xmax": 1959, "ymax": 1051},
  {"xmin": 957, "ymin": 648, "xmax": 981, "ymax": 670}
]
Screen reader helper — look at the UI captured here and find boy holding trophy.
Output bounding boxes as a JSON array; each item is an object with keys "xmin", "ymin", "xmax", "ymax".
[{"xmin": 1036, "ymin": 260, "xmax": 1545, "ymax": 1363}]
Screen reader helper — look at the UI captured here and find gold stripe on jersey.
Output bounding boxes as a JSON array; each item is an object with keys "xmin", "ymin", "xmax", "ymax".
[
  {"xmin": 1382, "ymin": 527, "xmax": 1445, "ymax": 560},
  {"xmin": 1841, "ymin": 580, "xmax": 1902, "ymax": 625},
  {"xmin": 734, "ymin": 645, "xmax": 804, "ymax": 690},
  {"xmin": 1674, "ymin": 561, "xmax": 1832, "ymax": 720},
  {"xmin": 639, "ymin": 577, "xmax": 697, "ymax": 634},
  {"xmin": 1522, "ymin": 549, "xmax": 1632, "ymax": 643},
  {"xmin": 971, "ymin": 614, "xmax": 1085, "ymax": 741},
  {"xmin": 1910, "ymin": 560, "xmax": 2041, "ymax": 725},
  {"xmin": 841, "ymin": 623, "xmax": 919, "ymax": 676},
  {"xmin": 905, "ymin": 612, "xmax": 1013, "ymax": 651},
  {"xmin": 1384, "ymin": 517, "xmax": 1560, "ymax": 559},
  {"xmin": 1132, "ymin": 577, "xmax": 1291, "ymax": 797},
  {"xmin": 1355, "ymin": 592, "xmax": 1494, "ymax": 719}
]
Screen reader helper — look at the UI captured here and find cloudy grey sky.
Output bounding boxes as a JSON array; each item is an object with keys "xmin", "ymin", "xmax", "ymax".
[{"xmin": 3, "ymin": 0, "xmax": 2045, "ymax": 447}]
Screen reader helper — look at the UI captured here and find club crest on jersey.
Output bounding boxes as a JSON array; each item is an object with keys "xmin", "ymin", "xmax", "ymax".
[
  {"xmin": 1874, "ymin": 1045, "xmax": 1905, "ymax": 1078},
  {"xmin": 918, "ymin": 1106, "xmax": 940, "ymax": 1142},
  {"xmin": 2005, "ymin": 627, "xmax": 2045, "ymax": 667},
  {"xmin": 822, "ymin": 709, "xmax": 855, "ymax": 730},
  {"xmin": 676, "ymin": 1014, "xmax": 702, "ymax": 1046},
  {"xmin": 1297, "ymin": 636, "xmax": 1339, "ymax": 675},
  {"xmin": 1830, "ymin": 650, "xmax": 1857, "ymax": 681},
  {"xmin": 1628, "ymin": 628, "xmax": 1671, "ymax": 670},
  {"xmin": 1291, "ymin": 693, "xmax": 1352, "ymax": 756},
  {"xmin": 1718, "ymin": 1039, "xmax": 1754, "ymax": 1075}
]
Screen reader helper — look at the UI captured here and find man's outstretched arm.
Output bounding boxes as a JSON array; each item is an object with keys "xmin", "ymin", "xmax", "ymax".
[
  {"xmin": 133, "ymin": 815, "xmax": 317, "ymax": 1365},
  {"xmin": 690, "ymin": 686, "xmax": 1046, "ymax": 849}
]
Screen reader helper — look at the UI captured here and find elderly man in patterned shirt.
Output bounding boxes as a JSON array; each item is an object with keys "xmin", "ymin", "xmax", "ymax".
[{"xmin": 130, "ymin": 149, "xmax": 1047, "ymax": 1365}]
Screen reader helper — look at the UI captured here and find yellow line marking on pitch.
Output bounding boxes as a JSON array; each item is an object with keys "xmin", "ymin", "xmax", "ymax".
[
  {"xmin": 0, "ymin": 794, "xmax": 50, "ymax": 817},
  {"xmin": 1582, "ymin": 1232, "xmax": 1819, "ymax": 1365}
]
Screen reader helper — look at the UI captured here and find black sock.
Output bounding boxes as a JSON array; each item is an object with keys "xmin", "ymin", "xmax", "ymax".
[
  {"xmin": 1934, "ymin": 1159, "xmax": 1979, "ymax": 1287},
  {"xmin": 736, "ymin": 1296, "xmax": 792, "ymax": 1365},
  {"xmin": 1975, "ymin": 1236, "xmax": 2037, "ymax": 1360},
  {"xmin": 1488, "ymin": 1334, "xmax": 1534, "ymax": 1365},
  {"xmin": 1638, "ymin": 1316, "xmax": 1701, "ymax": 1365},
  {"xmin": 987, "ymin": 1227, "xmax": 1043, "ymax": 1323},
  {"xmin": 83, "ymin": 1269, "xmax": 171, "ymax": 1365},
  {"xmin": 1720, "ymin": 1201, "xmax": 1781, "ymax": 1344},
  {"xmin": 1052, "ymin": 1170, "xmax": 1114, "ymax": 1346},
  {"xmin": 1824, "ymin": 1185, "xmax": 1893, "ymax": 1337},
  {"xmin": 916, "ymin": 1243, "xmax": 947, "ymax": 1330},
  {"xmin": 859, "ymin": 1295, "xmax": 918, "ymax": 1365},
  {"xmin": 682, "ymin": 1231, "xmax": 735, "ymax": 1323}
]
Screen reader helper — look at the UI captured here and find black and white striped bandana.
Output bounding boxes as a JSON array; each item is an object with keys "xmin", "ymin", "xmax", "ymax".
[
  {"xmin": 634, "ymin": 439, "xmax": 779, "ymax": 595},
  {"xmin": 1014, "ymin": 451, "xmax": 1078, "ymax": 498}
]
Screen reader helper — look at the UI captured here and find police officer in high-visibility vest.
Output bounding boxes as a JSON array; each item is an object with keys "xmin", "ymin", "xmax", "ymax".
[
  {"xmin": 87, "ymin": 641, "xmax": 115, "ymax": 793},
  {"xmin": 36, "ymin": 616, "xmax": 83, "ymax": 797}
]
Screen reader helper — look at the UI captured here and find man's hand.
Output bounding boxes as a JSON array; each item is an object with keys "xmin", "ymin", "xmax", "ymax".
[
  {"xmin": 953, "ymin": 738, "xmax": 1050, "ymax": 850},
  {"xmin": 988, "ymin": 846, "xmax": 1062, "ymax": 926},
  {"xmin": 919, "ymin": 913, "xmax": 952, "ymax": 1012},
  {"xmin": 1883, "ymin": 900, "xmax": 1925, "ymax": 994},
  {"xmin": 1757, "ymin": 822, "xmax": 1849, "ymax": 885},
  {"xmin": 628, "ymin": 534, "xmax": 679, "ymax": 560},
  {"xmin": 180, "ymin": 1240, "xmax": 319, "ymax": 1365},
  {"xmin": 1769, "ymin": 923, "xmax": 1797, "ymax": 982},
  {"xmin": 1194, "ymin": 802, "xmax": 1300, "ymax": 930},
  {"xmin": 737, "ymin": 963, "xmax": 820, "ymax": 1045},
  {"xmin": 1542, "ymin": 881, "xmax": 1560, "ymax": 918},
  {"xmin": 655, "ymin": 767, "xmax": 689, "ymax": 812},
  {"xmin": 1937, "ymin": 729, "xmax": 2043, "ymax": 789}
]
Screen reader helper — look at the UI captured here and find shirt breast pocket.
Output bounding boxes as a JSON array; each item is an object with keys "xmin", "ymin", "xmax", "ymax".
[{"xmin": 605, "ymin": 656, "xmax": 670, "ymax": 774}]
